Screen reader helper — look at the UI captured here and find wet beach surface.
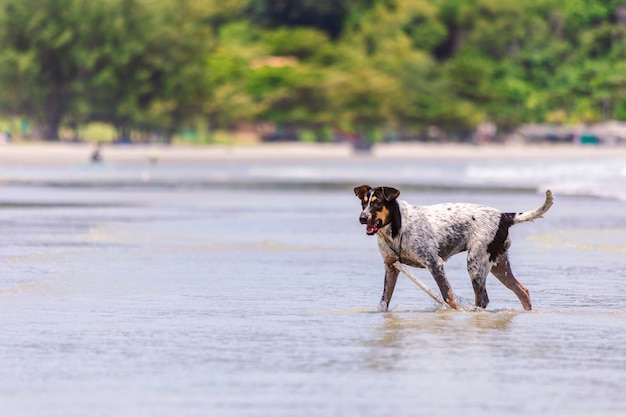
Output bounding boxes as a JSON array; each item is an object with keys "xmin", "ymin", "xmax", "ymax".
[{"xmin": 1, "ymin": 148, "xmax": 625, "ymax": 416}]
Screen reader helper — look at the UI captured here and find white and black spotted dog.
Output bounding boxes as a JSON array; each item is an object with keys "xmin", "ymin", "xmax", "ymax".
[{"xmin": 354, "ymin": 185, "xmax": 553, "ymax": 311}]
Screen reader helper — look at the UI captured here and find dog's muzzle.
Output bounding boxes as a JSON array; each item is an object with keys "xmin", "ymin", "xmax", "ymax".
[{"xmin": 360, "ymin": 214, "xmax": 382, "ymax": 235}]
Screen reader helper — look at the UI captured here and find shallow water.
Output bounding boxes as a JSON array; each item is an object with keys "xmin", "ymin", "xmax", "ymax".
[{"xmin": 1, "ymin": 155, "xmax": 626, "ymax": 417}]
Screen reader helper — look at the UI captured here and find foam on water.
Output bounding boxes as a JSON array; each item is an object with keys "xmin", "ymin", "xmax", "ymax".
[{"xmin": 465, "ymin": 159, "xmax": 626, "ymax": 200}]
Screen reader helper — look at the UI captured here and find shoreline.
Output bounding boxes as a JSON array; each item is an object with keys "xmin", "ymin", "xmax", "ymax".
[{"xmin": 2, "ymin": 141, "xmax": 626, "ymax": 166}]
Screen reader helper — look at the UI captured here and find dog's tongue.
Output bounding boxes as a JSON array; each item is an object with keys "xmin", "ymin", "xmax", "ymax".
[{"xmin": 366, "ymin": 224, "xmax": 378, "ymax": 234}]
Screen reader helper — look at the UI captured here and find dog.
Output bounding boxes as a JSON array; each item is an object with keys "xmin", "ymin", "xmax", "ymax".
[{"xmin": 354, "ymin": 185, "xmax": 553, "ymax": 311}]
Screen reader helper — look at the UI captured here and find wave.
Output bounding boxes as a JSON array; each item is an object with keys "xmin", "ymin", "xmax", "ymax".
[
  {"xmin": 2, "ymin": 157, "xmax": 625, "ymax": 201},
  {"xmin": 464, "ymin": 160, "xmax": 626, "ymax": 201}
]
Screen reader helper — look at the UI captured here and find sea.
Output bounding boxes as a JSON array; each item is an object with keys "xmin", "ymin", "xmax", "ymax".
[{"xmin": 1, "ymin": 147, "xmax": 625, "ymax": 417}]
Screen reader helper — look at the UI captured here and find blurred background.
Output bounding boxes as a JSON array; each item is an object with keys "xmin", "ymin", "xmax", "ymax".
[
  {"xmin": 2, "ymin": 0, "xmax": 626, "ymax": 146},
  {"xmin": 2, "ymin": 2, "xmax": 626, "ymax": 417}
]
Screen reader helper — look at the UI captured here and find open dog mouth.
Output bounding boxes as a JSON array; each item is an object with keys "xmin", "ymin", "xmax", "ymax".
[{"xmin": 366, "ymin": 219, "xmax": 383, "ymax": 235}]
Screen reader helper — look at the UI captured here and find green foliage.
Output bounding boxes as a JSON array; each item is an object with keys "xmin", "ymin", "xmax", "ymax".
[
  {"xmin": 0, "ymin": 0, "xmax": 227, "ymax": 140},
  {"xmin": 2, "ymin": 0, "xmax": 626, "ymax": 141},
  {"xmin": 245, "ymin": 0, "xmax": 353, "ymax": 39},
  {"xmin": 261, "ymin": 27, "xmax": 329, "ymax": 59}
]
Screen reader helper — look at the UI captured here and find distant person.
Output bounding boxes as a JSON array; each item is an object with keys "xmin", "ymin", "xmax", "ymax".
[{"xmin": 91, "ymin": 142, "xmax": 102, "ymax": 163}]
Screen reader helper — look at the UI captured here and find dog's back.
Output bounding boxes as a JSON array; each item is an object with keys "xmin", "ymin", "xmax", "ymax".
[{"xmin": 398, "ymin": 201, "xmax": 502, "ymax": 261}]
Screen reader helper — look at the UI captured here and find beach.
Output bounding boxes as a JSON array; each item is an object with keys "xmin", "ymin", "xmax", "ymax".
[
  {"xmin": 3, "ymin": 141, "xmax": 626, "ymax": 165},
  {"xmin": 2, "ymin": 141, "xmax": 626, "ymax": 201},
  {"xmin": 1, "ymin": 141, "xmax": 625, "ymax": 417}
]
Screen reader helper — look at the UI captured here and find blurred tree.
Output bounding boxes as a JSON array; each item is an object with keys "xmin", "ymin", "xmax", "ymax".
[
  {"xmin": 248, "ymin": 63, "xmax": 331, "ymax": 129},
  {"xmin": 325, "ymin": 57, "xmax": 398, "ymax": 134},
  {"xmin": 0, "ymin": 0, "xmax": 232, "ymax": 140},
  {"xmin": 251, "ymin": 27, "xmax": 334, "ymax": 130},
  {"xmin": 552, "ymin": 0, "xmax": 626, "ymax": 122},
  {"xmin": 3, "ymin": 0, "xmax": 626, "ymax": 142},
  {"xmin": 86, "ymin": 0, "xmax": 218, "ymax": 140},
  {"xmin": 245, "ymin": 0, "xmax": 354, "ymax": 39},
  {"xmin": 203, "ymin": 21, "xmax": 266, "ymax": 129},
  {"xmin": 0, "ymin": 0, "xmax": 88, "ymax": 139},
  {"xmin": 261, "ymin": 26, "xmax": 329, "ymax": 59},
  {"xmin": 204, "ymin": 22, "xmax": 336, "ymax": 134},
  {"xmin": 335, "ymin": 0, "xmax": 481, "ymax": 135},
  {"xmin": 440, "ymin": 0, "xmax": 558, "ymax": 129}
]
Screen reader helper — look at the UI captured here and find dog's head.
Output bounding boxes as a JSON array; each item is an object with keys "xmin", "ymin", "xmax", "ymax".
[{"xmin": 354, "ymin": 184, "xmax": 400, "ymax": 236}]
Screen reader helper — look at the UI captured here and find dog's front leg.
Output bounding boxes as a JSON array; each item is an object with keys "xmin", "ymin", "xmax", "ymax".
[{"xmin": 378, "ymin": 262, "xmax": 400, "ymax": 312}]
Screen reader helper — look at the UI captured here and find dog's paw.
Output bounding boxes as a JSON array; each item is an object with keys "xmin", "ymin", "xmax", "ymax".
[{"xmin": 377, "ymin": 300, "xmax": 389, "ymax": 312}]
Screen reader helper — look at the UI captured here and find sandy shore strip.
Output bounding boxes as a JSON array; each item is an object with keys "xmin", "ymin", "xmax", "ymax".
[{"xmin": 2, "ymin": 141, "xmax": 626, "ymax": 165}]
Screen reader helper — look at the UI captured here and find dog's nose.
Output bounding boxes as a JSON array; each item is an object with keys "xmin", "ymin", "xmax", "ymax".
[{"xmin": 359, "ymin": 213, "xmax": 369, "ymax": 224}]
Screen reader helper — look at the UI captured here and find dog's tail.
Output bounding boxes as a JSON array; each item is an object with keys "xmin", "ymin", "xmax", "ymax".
[{"xmin": 511, "ymin": 190, "xmax": 554, "ymax": 224}]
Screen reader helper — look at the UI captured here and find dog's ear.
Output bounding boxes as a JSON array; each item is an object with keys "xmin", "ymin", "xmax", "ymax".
[
  {"xmin": 354, "ymin": 184, "xmax": 371, "ymax": 199},
  {"xmin": 381, "ymin": 186, "xmax": 400, "ymax": 201}
]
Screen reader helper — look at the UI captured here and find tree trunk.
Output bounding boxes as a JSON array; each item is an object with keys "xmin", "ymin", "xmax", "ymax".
[
  {"xmin": 42, "ymin": 123, "xmax": 60, "ymax": 141},
  {"xmin": 43, "ymin": 94, "xmax": 64, "ymax": 141}
]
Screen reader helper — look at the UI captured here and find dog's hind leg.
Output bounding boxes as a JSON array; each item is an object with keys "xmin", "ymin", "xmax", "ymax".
[
  {"xmin": 378, "ymin": 262, "xmax": 400, "ymax": 312},
  {"xmin": 467, "ymin": 250, "xmax": 491, "ymax": 309},
  {"xmin": 428, "ymin": 258, "xmax": 458, "ymax": 309},
  {"xmin": 490, "ymin": 254, "xmax": 532, "ymax": 311}
]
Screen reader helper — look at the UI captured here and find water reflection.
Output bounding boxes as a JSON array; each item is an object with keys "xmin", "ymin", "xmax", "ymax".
[
  {"xmin": 362, "ymin": 311, "xmax": 520, "ymax": 373},
  {"xmin": 377, "ymin": 310, "xmax": 518, "ymax": 342}
]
